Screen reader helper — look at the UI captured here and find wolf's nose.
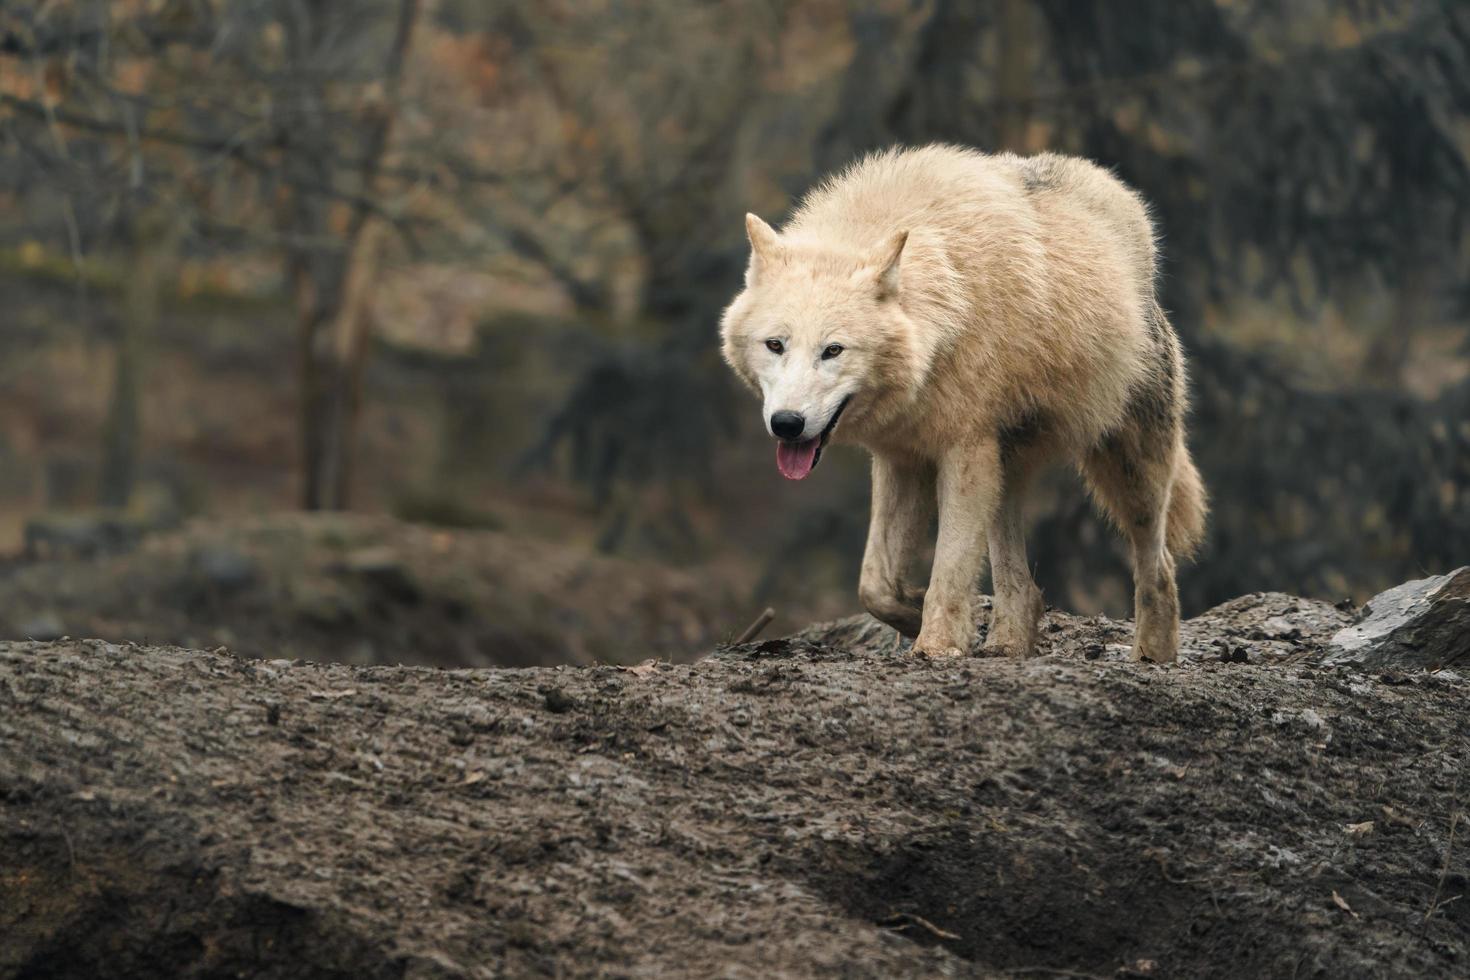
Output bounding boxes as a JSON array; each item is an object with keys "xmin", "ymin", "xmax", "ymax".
[{"xmin": 770, "ymin": 411, "xmax": 806, "ymax": 440}]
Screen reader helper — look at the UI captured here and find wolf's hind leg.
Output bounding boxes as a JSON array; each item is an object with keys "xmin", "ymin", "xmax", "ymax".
[
  {"xmin": 859, "ymin": 455, "xmax": 935, "ymax": 638},
  {"xmin": 1082, "ymin": 425, "xmax": 1182, "ymax": 664},
  {"xmin": 984, "ymin": 473, "xmax": 1045, "ymax": 659}
]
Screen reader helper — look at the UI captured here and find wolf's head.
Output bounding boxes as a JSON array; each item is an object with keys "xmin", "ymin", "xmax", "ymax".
[{"xmin": 719, "ymin": 213, "xmax": 925, "ymax": 480}]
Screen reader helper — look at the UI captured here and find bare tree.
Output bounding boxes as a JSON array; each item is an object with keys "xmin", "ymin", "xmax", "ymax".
[
  {"xmin": 276, "ymin": 0, "xmax": 423, "ymax": 509},
  {"xmin": 99, "ymin": 208, "xmax": 177, "ymax": 509},
  {"xmin": 2, "ymin": 0, "xmax": 425, "ymax": 510}
]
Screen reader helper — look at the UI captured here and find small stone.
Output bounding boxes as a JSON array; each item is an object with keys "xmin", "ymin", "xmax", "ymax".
[
  {"xmin": 1261, "ymin": 616, "xmax": 1302, "ymax": 642},
  {"xmin": 541, "ymin": 687, "xmax": 577, "ymax": 714}
]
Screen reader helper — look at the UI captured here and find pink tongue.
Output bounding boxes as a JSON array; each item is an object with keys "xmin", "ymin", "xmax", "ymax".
[{"xmin": 776, "ymin": 439, "xmax": 820, "ymax": 480}]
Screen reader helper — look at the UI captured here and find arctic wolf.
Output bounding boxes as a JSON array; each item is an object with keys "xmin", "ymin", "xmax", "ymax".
[{"xmin": 720, "ymin": 145, "xmax": 1206, "ymax": 662}]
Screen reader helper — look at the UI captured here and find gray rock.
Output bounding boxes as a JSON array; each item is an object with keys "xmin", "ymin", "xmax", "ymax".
[
  {"xmin": 1325, "ymin": 567, "xmax": 1470, "ymax": 670},
  {"xmin": 18, "ymin": 612, "xmax": 66, "ymax": 642}
]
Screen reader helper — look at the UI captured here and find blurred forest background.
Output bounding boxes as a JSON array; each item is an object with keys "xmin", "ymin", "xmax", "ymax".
[{"xmin": 0, "ymin": 0, "xmax": 1466, "ymax": 666}]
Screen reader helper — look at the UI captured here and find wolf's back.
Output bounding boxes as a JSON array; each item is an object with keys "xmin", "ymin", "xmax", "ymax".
[{"xmin": 1011, "ymin": 152, "xmax": 1159, "ymax": 290}]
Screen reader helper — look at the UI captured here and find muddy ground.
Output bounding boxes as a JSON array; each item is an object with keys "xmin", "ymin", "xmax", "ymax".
[
  {"xmin": 0, "ymin": 514, "xmax": 753, "ymax": 668},
  {"xmin": 2, "ymin": 592, "xmax": 1467, "ymax": 978}
]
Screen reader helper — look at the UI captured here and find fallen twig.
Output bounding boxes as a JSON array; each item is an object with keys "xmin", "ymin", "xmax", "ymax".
[
  {"xmin": 880, "ymin": 911, "xmax": 960, "ymax": 941},
  {"xmin": 1149, "ymin": 850, "xmax": 1223, "ymax": 915},
  {"xmin": 1332, "ymin": 889, "xmax": 1359, "ymax": 919},
  {"xmin": 733, "ymin": 607, "xmax": 776, "ymax": 645}
]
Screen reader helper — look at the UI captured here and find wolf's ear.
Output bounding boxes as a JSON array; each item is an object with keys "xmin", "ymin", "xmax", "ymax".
[
  {"xmin": 744, "ymin": 213, "xmax": 782, "ymax": 284},
  {"xmin": 870, "ymin": 230, "xmax": 909, "ymax": 298}
]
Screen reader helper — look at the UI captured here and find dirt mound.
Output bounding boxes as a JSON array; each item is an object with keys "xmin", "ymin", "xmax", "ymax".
[
  {"xmin": 0, "ymin": 514, "xmax": 750, "ymax": 668},
  {"xmin": 2, "ymin": 593, "xmax": 1467, "ymax": 978}
]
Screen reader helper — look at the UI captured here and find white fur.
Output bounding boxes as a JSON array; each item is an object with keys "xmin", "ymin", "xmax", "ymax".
[{"xmin": 721, "ymin": 145, "xmax": 1207, "ymax": 661}]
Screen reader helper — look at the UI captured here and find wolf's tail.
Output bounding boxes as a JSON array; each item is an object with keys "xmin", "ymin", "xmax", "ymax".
[{"xmin": 1167, "ymin": 437, "xmax": 1208, "ymax": 561}]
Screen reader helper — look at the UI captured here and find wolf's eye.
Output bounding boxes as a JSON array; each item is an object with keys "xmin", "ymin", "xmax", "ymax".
[
  {"xmin": 765, "ymin": 339, "xmax": 784, "ymax": 354},
  {"xmin": 822, "ymin": 344, "xmax": 844, "ymax": 360}
]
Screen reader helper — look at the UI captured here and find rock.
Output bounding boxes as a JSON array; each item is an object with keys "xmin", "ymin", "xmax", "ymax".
[
  {"xmin": 1325, "ymin": 567, "xmax": 1470, "ymax": 670},
  {"xmin": 1220, "ymin": 644, "xmax": 1250, "ymax": 664},
  {"xmin": 16, "ymin": 612, "xmax": 65, "ymax": 642},
  {"xmin": 1260, "ymin": 616, "xmax": 1302, "ymax": 641},
  {"xmin": 540, "ymin": 685, "xmax": 577, "ymax": 714}
]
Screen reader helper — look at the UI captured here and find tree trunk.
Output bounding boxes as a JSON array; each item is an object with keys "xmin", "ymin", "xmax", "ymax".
[
  {"xmin": 996, "ymin": 0, "xmax": 1034, "ymax": 152},
  {"xmin": 315, "ymin": 220, "xmax": 385, "ymax": 509},
  {"xmin": 293, "ymin": 0, "xmax": 421, "ymax": 511},
  {"xmin": 294, "ymin": 247, "xmax": 339, "ymax": 512},
  {"xmin": 99, "ymin": 214, "xmax": 171, "ymax": 509}
]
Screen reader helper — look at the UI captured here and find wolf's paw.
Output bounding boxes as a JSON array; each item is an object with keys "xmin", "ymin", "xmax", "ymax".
[
  {"xmin": 982, "ymin": 619, "xmax": 1040, "ymax": 659},
  {"xmin": 984, "ymin": 588, "xmax": 1044, "ymax": 659},
  {"xmin": 1129, "ymin": 641, "xmax": 1178, "ymax": 664},
  {"xmin": 910, "ymin": 644, "xmax": 965, "ymax": 659},
  {"xmin": 1130, "ymin": 619, "xmax": 1179, "ymax": 663},
  {"xmin": 910, "ymin": 631, "xmax": 967, "ymax": 659},
  {"xmin": 983, "ymin": 635, "xmax": 1037, "ymax": 659},
  {"xmin": 859, "ymin": 583, "xmax": 925, "ymax": 638}
]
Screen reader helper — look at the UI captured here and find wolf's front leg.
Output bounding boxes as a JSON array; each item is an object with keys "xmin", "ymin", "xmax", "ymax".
[
  {"xmin": 984, "ymin": 473, "xmax": 1046, "ymax": 659},
  {"xmin": 912, "ymin": 440, "xmax": 1002, "ymax": 658},
  {"xmin": 858, "ymin": 454, "xmax": 935, "ymax": 637}
]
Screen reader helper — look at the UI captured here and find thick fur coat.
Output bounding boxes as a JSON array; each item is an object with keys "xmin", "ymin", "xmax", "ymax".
[{"xmin": 721, "ymin": 144, "xmax": 1206, "ymax": 661}]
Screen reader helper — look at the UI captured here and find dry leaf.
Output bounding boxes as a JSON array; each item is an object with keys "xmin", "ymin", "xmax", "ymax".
[
  {"xmin": 462, "ymin": 770, "xmax": 486, "ymax": 786},
  {"xmin": 618, "ymin": 659, "xmax": 661, "ymax": 678},
  {"xmin": 1332, "ymin": 889, "xmax": 1359, "ymax": 918},
  {"xmin": 1345, "ymin": 821, "xmax": 1375, "ymax": 837}
]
